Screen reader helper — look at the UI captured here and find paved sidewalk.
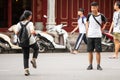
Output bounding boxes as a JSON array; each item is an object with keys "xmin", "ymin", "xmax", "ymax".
[{"xmin": 0, "ymin": 52, "xmax": 120, "ymax": 80}]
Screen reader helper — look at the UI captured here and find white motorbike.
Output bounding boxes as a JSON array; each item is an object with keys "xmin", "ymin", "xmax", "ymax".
[
  {"xmin": 35, "ymin": 24, "xmax": 72, "ymax": 53},
  {"xmin": 0, "ymin": 25, "xmax": 21, "ymax": 53}
]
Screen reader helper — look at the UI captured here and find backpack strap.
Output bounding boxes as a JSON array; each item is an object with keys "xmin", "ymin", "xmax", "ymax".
[
  {"xmin": 20, "ymin": 21, "xmax": 30, "ymax": 27},
  {"xmin": 19, "ymin": 21, "xmax": 31, "ymax": 38},
  {"xmin": 92, "ymin": 14, "xmax": 101, "ymax": 26}
]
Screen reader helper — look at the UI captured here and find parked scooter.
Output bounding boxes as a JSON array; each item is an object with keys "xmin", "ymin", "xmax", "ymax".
[
  {"xmin": 102, "ymin": 30, "xmax": 114, "ymax": 51},
  {"xmin": 0, "ymin": 25, "xmax": 21, "ymax": 53},
  {"xmin": 35, "ymin": 24, "xmax": 72, "ymax": 53}
]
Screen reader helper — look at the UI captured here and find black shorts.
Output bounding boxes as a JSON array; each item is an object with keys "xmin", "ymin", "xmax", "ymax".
[{"xmin": 87, "ymin": 38, "xmax": 102, "ymax": 52}]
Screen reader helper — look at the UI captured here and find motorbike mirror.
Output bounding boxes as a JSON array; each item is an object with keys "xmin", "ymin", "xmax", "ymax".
[{"xmin": 43, "ymin": 15, "xmax": 48, "ymax": 18}]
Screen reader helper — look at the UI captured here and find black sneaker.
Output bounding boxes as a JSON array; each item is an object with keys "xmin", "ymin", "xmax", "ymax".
[
  {"xmin": 25, "ymin": 70, "xmax": 30, "ymax": 76},
  {"xmin": 97, "ymin": 65, "xmax": 102, "ymax": 70},
  {"xmin": 87, "ymin": 64, "xmax": 93, "ymax": 70},
  {"xmin": 31, "ymin": 60, "xmax": 37, "ymax": 68}
]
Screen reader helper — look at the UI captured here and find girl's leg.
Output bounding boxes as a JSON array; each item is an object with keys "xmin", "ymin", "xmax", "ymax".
[
  {"xmin": 22, "ymin": 47, "xmax": 30, "ymax": 76},
  {"xmin": 30, "ymin": 43, "xmax": 39, "ymax": 68},
  {"xmin": 22, "ymin": 47, "xmax": 30, "ymax": 69},
  {"xmin": 31, "ymin": 43, "xmax": 39, "ymax": 59}
]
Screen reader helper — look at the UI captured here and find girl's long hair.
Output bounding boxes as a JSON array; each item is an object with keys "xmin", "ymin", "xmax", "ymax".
[{"xmin": 20, "ymin": 10, "xmax": 32, "ymax": 21}]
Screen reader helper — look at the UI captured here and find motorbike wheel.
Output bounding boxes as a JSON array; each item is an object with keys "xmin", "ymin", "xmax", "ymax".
[
  {"xmin": 102, "ymin": 44, "xmax": 114, "ymax": 52},
  {"xmin": 37, "ymin": 41, "xmax": 47, "ymax": 53},
  {"xmin": 102, "ymin": 44, "xmax": 109, "ymax": 52}
]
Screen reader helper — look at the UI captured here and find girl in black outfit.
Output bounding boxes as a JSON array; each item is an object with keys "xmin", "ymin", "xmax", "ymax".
[{"xmin": 15, "ymin": 10, "xmax": 39, "ymax": 76}]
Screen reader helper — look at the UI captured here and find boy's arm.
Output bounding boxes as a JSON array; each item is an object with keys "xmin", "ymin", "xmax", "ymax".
[
  {"xmin": 101, "ymin": 22, "xmax": 108, "ymax": 31},
  {"xmin": 70, "ymin": 25, "xmax": 79, "ymax": 34},
  {"xmin": 109, "ymin": 21, "xmax": 114, "ymax": 33},
  {"xmin": 101, "ymin": 14, "xmax": 108, "ymax": 32},
  {"xmin": 86, "ymin": 21, "xmax": 89, "ymax": 35},
  {"xmin": 86, "ymin": 13, "xmax": 91, "ymax": 35}
]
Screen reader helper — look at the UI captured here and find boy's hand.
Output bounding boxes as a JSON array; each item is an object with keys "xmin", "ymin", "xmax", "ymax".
[
  {"xmin": 70, "ymin": 31, "xmax": 74, "ymax": 35},
  {"xmin": 108, "ymin": 30, "xmax": 111, "ymax": 34},
  {"xmin": 108, "ymin": 27, "xmax": 112, "ymax": 33},
  {"xmin": 108, "ymin": 22, "xmax": 113, "ymax": 34},
  {"xmin": 101, "ymin": 28, "xmax": 104, "ymax": 32}
]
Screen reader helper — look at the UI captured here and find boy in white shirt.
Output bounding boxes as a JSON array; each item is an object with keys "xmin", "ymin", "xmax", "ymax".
[
  {"xmin": 71, "ymin": 8, "xmax": 87, "ymax": 54},
  {"xmin": 109, "ymin": 1, "xmax": 120, "ymax": 59},
  {"xmin": 86, "ymin": 2, "xmax": 107, "ymax": 70}
]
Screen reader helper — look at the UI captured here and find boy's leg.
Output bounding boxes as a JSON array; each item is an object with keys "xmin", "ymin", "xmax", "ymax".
[
  {"xmin": 96, "ymin": 52, "xmax": 101, "ymax": 65},
  {"xmin": 110, "ymin": 33, "xmax": 120, "ymax": 59},
  {"xmin": 95, "ymin": 38, "xmax": 102, "ymax": 70},
  {"xmin": 95, "ymin": 38, "xmax": 102, "ymax": 64},
  {"xmin": 96, "ymin": 52, "xmax": 102, "ymax": 70},
  {"xmin": 88, "ymin": 52, "xmax": 93, "ymax": 64},
  {"xmin": 83, "ymin": 34, "xmax": 87, "ymax": 44},
  {"xmin": 114, "ymin": 39, "xmax": 120, "ymax": 58},
  {"xmin": 87, "ymin": 38, "xmax": 94, "ymax": 70},
  {"xmin": 73, "ymin": 33, "xmax": 84, "ymax": 54},
  {"xmin": 87, "ymin": 52, "xmax": 93, "ymax": 70}
]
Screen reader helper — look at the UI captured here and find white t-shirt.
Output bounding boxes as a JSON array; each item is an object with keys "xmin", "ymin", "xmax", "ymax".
[
  {"xmin": 78, "ymin": 17, "xmax": 87, "ymax": 33},
  {"xmin": 87, "ymin": 13, "xmax": 107, "ymax": 38},
  {"xmin": 16, "ymin": 20, "xmax": 36, "ymax": 45},
  {"xmin": 113, "ymin": 11, "xmax": 120, "ymax": 33}
]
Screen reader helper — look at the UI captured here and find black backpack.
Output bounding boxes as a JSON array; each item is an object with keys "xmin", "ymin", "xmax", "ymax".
[{"xmin": 17, "ymin": 21, "xmax": 30, "ymax": 47}]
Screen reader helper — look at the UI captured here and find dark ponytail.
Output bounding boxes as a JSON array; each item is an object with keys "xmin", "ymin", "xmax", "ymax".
[{"xmin": 20, "ymin": 10, "xmax": 32, "ymax": 21}]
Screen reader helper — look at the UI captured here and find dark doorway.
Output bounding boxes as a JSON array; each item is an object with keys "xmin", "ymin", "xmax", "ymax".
[
  {"xmin": 12, "ymin": 0, "xmax": 32, "ymax": 24},
  {"xmin": 0, "ymin": 0, "xmax": 8, "ymax": 28}
]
